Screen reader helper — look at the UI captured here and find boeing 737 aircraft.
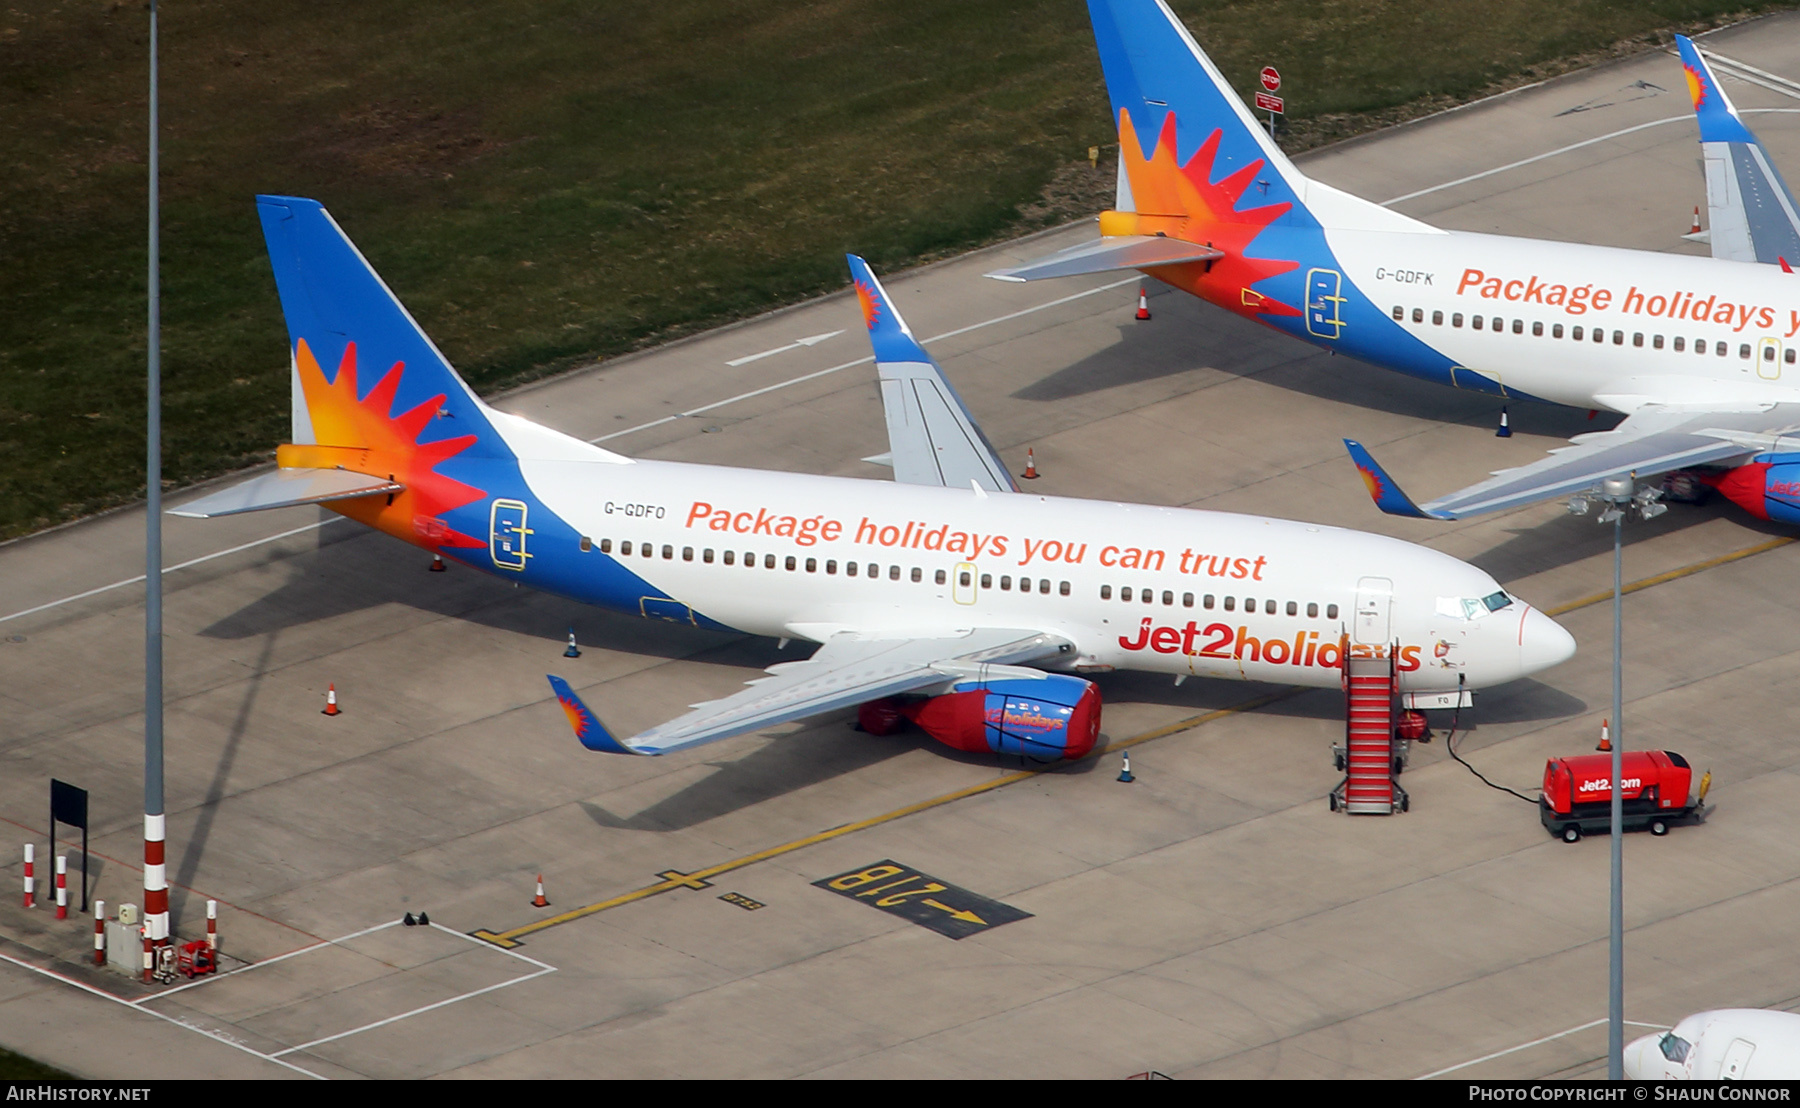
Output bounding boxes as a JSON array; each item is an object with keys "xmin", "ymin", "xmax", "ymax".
[
  {"xmin": 173, "ymin": 196, "xmax": 1573, "ymax": 758},
  {"xmin": 995, "ymin": 1, "xmax": 1800, "ymax": 526}
]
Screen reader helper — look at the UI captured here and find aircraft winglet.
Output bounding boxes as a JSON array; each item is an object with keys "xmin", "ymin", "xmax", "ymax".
[
  {"xmin": 1342, "ymin": 440, "xmax": 1451, "ymax": 520},
  {"xmin": 1675, "ymin": 36, "xmax": 1758, "ymax": 146},
  {"xmin": 846, "ymin": 254, "xmax": 930, "ymax": 365},
  {"xmin": 546, "ymin": 675, "xmax": 644, "ymax": 755}
]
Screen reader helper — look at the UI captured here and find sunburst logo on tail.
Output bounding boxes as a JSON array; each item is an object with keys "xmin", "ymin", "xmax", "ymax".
[
  {"xmin": 290, "ymin": 338, "xmax": 486, "ymax": 550},
  {"xmin": 1116, "ymin": 109, "xmax": 1302, "ymax": 321},
  {"xmin": 557, "ymin": 690, "xmax": 595, "ymax": 741},
  {"xmin": 854, "ymin": 278, "xmax": 882, "ymax": 331},
  {"xmin": 1684, "ymin": 63, "xmax": 1708, "ymax": 111},
  {"xmin": 1357, "ymin": 464, "xmax": 1385, "ymax": 503}
]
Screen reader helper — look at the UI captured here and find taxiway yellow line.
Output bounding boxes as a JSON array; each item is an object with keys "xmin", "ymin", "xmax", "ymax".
[
  {"xmin": 471, "ymin": 689, "xmax": 1296, "ymax": 948},
  {"xmin": 1545, "ymin": 536, "xmax": 1794, "ymax": 617}
]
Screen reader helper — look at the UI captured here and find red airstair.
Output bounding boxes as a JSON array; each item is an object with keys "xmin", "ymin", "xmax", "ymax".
[{"xmin": 1331, "ymin": 650, "xmax": 1409, "ymax": 815}]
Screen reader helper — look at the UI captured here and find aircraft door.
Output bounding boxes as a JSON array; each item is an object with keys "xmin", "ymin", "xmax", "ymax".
[
  {"xmin": 489, "ymin": 499, "xmax": 532, "ymax": 571},
  {"xmin": 1353, "ymin": 577, "xmax": 1393, "ymax": 646},
  {"xmin": 952, "ymin": 562, "xmax": 978, "ymax": 605},
  {"xmin": 1759, "ymin": 337, "xmax": 1781, "ymax": 380},
  {"xmin": 1305, "ymin": 268, "xmax": 1346, "ymax": 339}
]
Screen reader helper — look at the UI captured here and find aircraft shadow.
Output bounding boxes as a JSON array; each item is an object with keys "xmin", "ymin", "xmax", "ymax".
[
  {"xmin": 1467, "ymin": 498, "xmax": 1787, "ymax": 585},
  {"xmin": 1014, "ymin": 284, "xmax": 1619, "ymax": 440}
]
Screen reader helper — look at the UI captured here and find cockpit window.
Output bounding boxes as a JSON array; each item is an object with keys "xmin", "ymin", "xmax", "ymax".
[
  {"xmin": 1659, "ymin": 1033, "xmax": 1691, "ymax": 1064},
  {"xmin": 1436, "ymin": 591, "xmax": 1517, "ymax": 621}
]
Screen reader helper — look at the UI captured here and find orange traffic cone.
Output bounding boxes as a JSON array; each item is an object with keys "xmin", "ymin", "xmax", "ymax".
[
  {"xmin": 531, "ymin": 874, "xmax": 549, "ymax": 908},
  {"xmin": 429, "ymin": 554, "xmax": 446, "ymax": 572},
  {"xmin": 1020, "ymin": 448, "xmax": 1039, "ymax": 480},
  {"xmin": 1689, "ymin": 206, "xmax": 1702, "ymax": 236},
  {"xmin": 322, "ymin": 684, "xmax": 341, "ymax": 717},
  {"xmin": 1135, "ymin": 285, "xmax": 1151, "ymax": 321},
  {"xmin": 1596, "ymin": 718, "xmax": 1611, "ymax": 752}
]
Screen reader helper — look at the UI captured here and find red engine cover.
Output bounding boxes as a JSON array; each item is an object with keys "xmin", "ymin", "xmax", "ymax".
[
  {"xmin": 901, "ymin": 690, "xmax": 991, "ymax": 753},
  {"xmin": 858, "ymin": 698, "xmax": 907, "ymax": 736},
  {"xmin": 1700, "ymin": 462, "xmax": 1771, "ymax": 519}
]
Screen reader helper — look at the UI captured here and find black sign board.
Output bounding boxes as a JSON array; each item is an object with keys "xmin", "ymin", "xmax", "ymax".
[
  {"xmin": 49, "ymin": 779, "xmax": 89, "ymax": 913},
  {"xmin": 813, "ymin": 860, "xmax": 1032, "ymax": 940}
]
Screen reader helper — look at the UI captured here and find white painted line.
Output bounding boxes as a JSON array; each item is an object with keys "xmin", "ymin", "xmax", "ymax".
[
  {"xmin": 429, "ymin": 921, "xmax": 556, "ymax": 972},
  {"xmin": 590, "ymin": 275, "xmax": 1141, "ymax": 445},
  {"xmin": 0, "ymin": 949, "xmax": 325, "ymax": 1080},
  {"xmin": 269, "ymin": 966, "xmax": 556, "ymax": 1058},
  {"xmin": 139, "ymin": 918, "xmax": 401, "ymax": 1003},
  {"xmin": 725, "ymin": 329, "xmax": 844, "ymax": 366},
  {"xmin": 1416, "ymin": 1017, "xmax": 1669, "ymax": 1079},
  {"xmin": 0, "ymin": 517, "xmax": 345, "ymax": 626},
  {"xmin": 1701, "ymin": 48, "xmax": 1800, "ymax": 99},
  {"xmin": 1383, "ymin": 108, "xmax": 1800, "ymax": 208}
]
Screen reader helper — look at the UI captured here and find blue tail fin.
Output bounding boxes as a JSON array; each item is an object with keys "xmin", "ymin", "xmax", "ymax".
[
  {"xmin": 1674, "ymin": 36, "xmax": 1800, "ymax": 265},
  {"xmin": 256, "ymin": 195, "xmax": 509, "ymax": 457},
  {"xmin": 547, "ymin": 675, "xmax": 640, "ymax": 755}
]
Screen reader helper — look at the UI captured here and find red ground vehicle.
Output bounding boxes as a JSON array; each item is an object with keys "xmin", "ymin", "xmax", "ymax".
[{"xmin": 1540, "ymin": 750, "xmax": 1711, "ymax": 843}]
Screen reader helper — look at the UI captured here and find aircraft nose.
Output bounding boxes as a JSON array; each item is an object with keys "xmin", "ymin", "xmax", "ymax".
[
  {"xmin": 1518, "ymin": 607, "xmax": 1577, "ymax": 676},
  {"xmin": 1622, "ymin": 1032, "xmax": 1664, "ymax": 1079}
]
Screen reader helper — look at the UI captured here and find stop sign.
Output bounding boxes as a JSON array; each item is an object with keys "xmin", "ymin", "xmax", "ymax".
[{"xmin": 1260, "ymin": 66, "xmax": 1281, "ymax": 92}]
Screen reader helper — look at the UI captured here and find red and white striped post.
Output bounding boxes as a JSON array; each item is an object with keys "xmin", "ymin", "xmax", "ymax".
[
  {"xmin": 21, "ymin": 844, "xmax": 33, "ymax": 908},
  {"xmin": 144, "ymin": 813, "xmax": 168, "ymax": 978},
  {"xmin": 206, "ymin": 899, "xmax": 217, "ymax": 951},
  {"xmin": 93, "ymin": 900, "xmax": 106, "ymax": 966},
  {"xmin": 141, "ymin": 930, "xmax": 152, "ymax": 983},
  {"xmin": 54, "ymin": 855, "xmax": 67, "ymax": 920}
]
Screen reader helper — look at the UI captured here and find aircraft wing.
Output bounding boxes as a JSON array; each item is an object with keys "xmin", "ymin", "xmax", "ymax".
[
  {"xmin": 983, "ymin": 235, "xmax": 1224, "ymax": 282},
  {"xmin": 168, "ymin": 467, "xmax": 404, "ymax": 518},
  {"xmin": 1343, "ymin": 405, "xmax": 1800, "ymax": 520},
  {"xmin": 1677, "ymin": 36, "xmax": 1800, "ymax": 266},
  {"xmin": 549, "ymin": 628, "xmax": 1071, "ymax": 756},
  {"xmin": 847, "ymin": 255, "xmax": 1018, "ymax": 493}
]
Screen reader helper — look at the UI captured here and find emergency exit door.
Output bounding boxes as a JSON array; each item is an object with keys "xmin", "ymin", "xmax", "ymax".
[
  {"xmin": 1354, "ymin": 577, "xmax": 1392, "ymax": 645},
  {"xmin": 490, "ymin": 499, "xmax": 532, "ymax": 571}
]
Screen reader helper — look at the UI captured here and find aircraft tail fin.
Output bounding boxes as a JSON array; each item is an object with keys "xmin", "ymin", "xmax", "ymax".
[
  {"xmin": 1342, "ymin": 440, "xmax": 1452, "ymax": 520},
  {"xmin": 1087, "ymin": 0, "xmax": 1433, "ymax": 238},
  {"xmin": 1675, "ymin": 36, "xmax": 1800, "ymax": 265}
]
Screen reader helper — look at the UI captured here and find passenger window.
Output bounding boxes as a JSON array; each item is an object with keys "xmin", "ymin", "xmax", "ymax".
[
  {"xmin": 1120, "ymin": 586, "xmax": 1133, "ymax": 602},
  {"xmin": 620, "ymin": 541, "xmax": 633, "ymax": 555},
  {"xmin": 1163, "ymin": 590, "xmax": 1174, "ymax": 605},
  {"xmin": 1652, "ymin": 334, "xmax": 1663, "ymax": 349},
  {"xmin": 1741, "ymin": 343, "xmax": 1752, "ymax": 359},
  {"xmin": 663, "ymin": 545, "xmax": 674, "ymax": 559},
  {"xmin": 1553, "ymin": 323, "xmax": 1564, "ymax": 339},
  {"xmin": 765, "ymin": 554, "xmax": 777, "ymax": 569},
  {"xmin": 959, "ymin": 571, "xmax": 970, "ymax": 587},
  {"xmin": 1572, "ymin": 326, "xmax": 1583, "ymax": 341},
  {"xmin": 1307, "ymin": 602, "xmax": 1318, "ymax": 618},
  {"xmin": 1674, "ymin": 336, "xmax": 1685, "ymax": 351},
  {"xmin": 599, "ymin": 538, "xmax": 612, "ymax": 554},
  {"xmin": 805, "ymin": 557, "xmax": 817, "ymax": 573},
  {"xmin": 1143, "ymin": 590, "xmax": 1154, "ymax": 604},
  {"xmin": 1765, "ymin": 345, "xmax": 1776, "ymax": 362},
  {"xmin": 1265, "ymin": 599, "xmax": 1276, "ymax": 614},
  {"xmin": 1100, "ymin": 585, "xmax": 1112, "ymax": 600},
  {"xmin": 644, "ymin": 543, "xmax": 654, "ymax": 558},
  {"xmin": 1632, "ymin": 333, "xmax": 1643, "ymax": 347},
  {"xmin": 1223, "ymin": 596, "xmax": 1235, "ymax": 611},
  {"xmin": 1789, "ymin": 348, "xmax": 1797, "ymax": 364},
  {"xmin": 723, "ymin": 550, "xmax": 735, "ymax": 565},
  {"xmin": 1472, "ymin": 315, "xmax": 1483, "ymax": 330},
  {"xmin": 826, "ymin": 559, "xmax": 837, "ymax": 574},
  {"xmin": 981, "ymin": 573, "xmax": 992, "ymax": 589},
  {"xmin": 1059, "ymin": 581, "xmax": 1070, "ymax": 596},
  {"xmin": 1204, "ymin": 594, "xmax": 1215, "ymax": 609},
  {"xmin": 1182, "ymin": 592, "xmax": 1194, "ymax": 608},
  {"xmin": 1327, "ymin": 603, "xmax": 1339, "ymax": 619},
  {"xmin": 934, "ymin": 568, "xmax": 945, "ymax": 584},
  {"xmin": 1512, "ymin": 319, "xmax": 1523, "ymax": 334},
  {"xmin": 1452, "ymin": 312, "xmax": 1463, "ymax": 328},
  {"xmin": 703, "ymin": 548, "xmax": 715, "ymax": 564},
  {"xmin": 1040, "ymin": 579, "xmax": 1052, "ymax": 594},
  {"xmin": 1432, "ymin": 310, "xmax": 1443, "ymax": 325},
  {"xmin": 1532, "ymin": 321, "xmax": 1543, "ymax": 337},
  {"xmin": 889, "ymin": 565, "xmax": 899, "ymax": 580},
  {"xmin": 1412, "ymin": 308, "xmax": 1423, "ymax": 323},
  {"xmin": 579, "ymin": 536, "xmax": 593, "ymax": 552},
  {"xmin": 785, "ymin": 556, "xmax": 797, "ymax": 571},
  {"xmin": 910, "ymin": 567, "xmax": 921, "ymax": 582},
  {"xmin": 1000, "ymin": 576, "xmax": 1012, "ymax": 591},
  {"xmin": 1391, "ymin": 305, "xmax": 1404, "ymax": 320},
  {"xmin": 1718, "ymin": 341, "xmax": 1728, "ymax": 356},
  {"xmin": 1286, "ymin": 601, "xmax": 1297, "ymax": 616},
  {"xmin": 682, "ymin": 547, "xmax": 694, "ymax": 561}
]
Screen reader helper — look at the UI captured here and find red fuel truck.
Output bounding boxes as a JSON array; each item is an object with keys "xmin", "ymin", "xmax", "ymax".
[{"xmin": 1540, "ymin": 750, "xmax": 1711, "ymax": 843}]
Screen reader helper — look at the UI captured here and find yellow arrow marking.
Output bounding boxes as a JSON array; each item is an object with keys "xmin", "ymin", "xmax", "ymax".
[{"xmin": 921, "ymin": 899, "xmax": 985, "ymax": 926}]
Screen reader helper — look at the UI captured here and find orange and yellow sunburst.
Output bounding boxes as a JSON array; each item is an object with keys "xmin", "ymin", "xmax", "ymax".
[
  {"xmin": 1683, "ymin": 63, "xmax": 1708, "ymax": 111},
  {"xmin": 1113, "ymin": 109, "xmax": 1301, "ymax": 320},
  {"xmin": 284, "ymin": 339, "xmax": 486, "ymax": 550},
  {"xmin": 557, "ymin": 692, "xmax": 595, "ymax": 741},
  {"xmin": 1357, "ymin": 464, "xmax": 1385, "ymax": 503},
  {"xmin": 853, "ymin": 278, "xmax": 882, "ymax": 331}
]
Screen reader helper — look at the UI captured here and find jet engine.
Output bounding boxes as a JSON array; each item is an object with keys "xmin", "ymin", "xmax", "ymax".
[
  {"xmin": 858, "ymin": 674, "xmax": 1101, "ymax": 761},
  {"xmin": 1699, "ymin": 453, "xmax": 1800, "ymax": 523}
]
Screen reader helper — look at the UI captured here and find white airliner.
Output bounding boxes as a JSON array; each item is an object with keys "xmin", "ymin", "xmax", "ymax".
[
  {"xmin": 172, "ymin": 197, "xmax": 1573, "ymax": 757},
  {"xmin": 996, "ymin": 2, "xmax": 1800, "ymax": 526},
  {"xmin": 1626, "ymin": 1009, "xmax": 1800, "ymax": 1079}
]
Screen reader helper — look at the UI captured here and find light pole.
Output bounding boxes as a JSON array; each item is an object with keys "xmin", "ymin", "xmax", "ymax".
[
  {"xmin": 144, "ymin": 0, "xmax": 168, "ymax": 981},
  {"xmin": 1567, "ymin": 473, "xmax": 1666, "ymax": 1078}
]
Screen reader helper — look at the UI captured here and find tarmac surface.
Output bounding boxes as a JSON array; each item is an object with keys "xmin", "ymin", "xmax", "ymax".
[{"xmin": 4, "ymin": 14, "xmax": 1800, "ymax": 1080}]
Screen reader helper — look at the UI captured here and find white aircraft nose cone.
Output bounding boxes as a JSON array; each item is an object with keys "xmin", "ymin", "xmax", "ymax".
[
  {"xmin": 1519, "ymin": 607, "xmax": 1577, "ymax": 676},
  {"xmin": 1623, "ymin": 1031, "xmax": 1670, "ymax": 1079}
]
